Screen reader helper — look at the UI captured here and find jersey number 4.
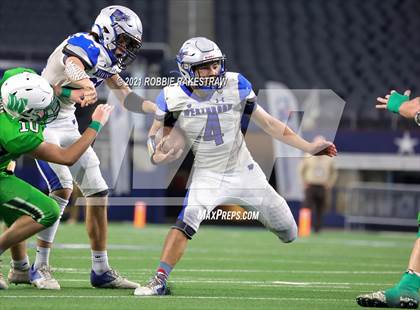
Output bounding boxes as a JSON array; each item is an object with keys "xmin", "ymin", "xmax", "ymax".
[{"xmin": 203, "ymin": 113, "xmax": 224, "ymax": 146}]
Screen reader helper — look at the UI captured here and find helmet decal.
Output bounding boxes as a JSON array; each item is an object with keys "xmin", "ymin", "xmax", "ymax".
[
  {"xmin": 7, "ymin": 93, "xmax": 28, "ymax": 114},
  {"xmin": 110, "ymin": 9, "xmax": 130, "ymax": 23}
]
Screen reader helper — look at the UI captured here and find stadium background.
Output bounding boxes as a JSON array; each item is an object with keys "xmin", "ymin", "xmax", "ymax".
[{"xmin": 0, "ymin": 0, "xmax": 419, "ymax": 233}]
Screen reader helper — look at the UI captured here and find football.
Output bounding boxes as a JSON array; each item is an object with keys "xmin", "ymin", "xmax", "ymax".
[{"xmin": 155, "ymin": 126, "xmax": 186, "ymax": 154}]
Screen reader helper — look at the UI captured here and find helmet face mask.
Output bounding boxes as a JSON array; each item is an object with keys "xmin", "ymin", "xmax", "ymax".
[
  {"xmin": 191, "ymin": 59, "xmax": 225, "ymax": 88},
  {"xmin": 17, "ymin": 99, "xmax": 59, "ymax": 124},
  {"xmin": 112, "ymin": 28, "xmax": 142, "ymax": 69},
  {"xmin": 36, "ymin": 96, "xmax": 60, "ymax": 124}
]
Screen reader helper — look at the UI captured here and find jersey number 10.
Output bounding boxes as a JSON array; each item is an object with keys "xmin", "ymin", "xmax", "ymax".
[{"xmin": 19, "ymin": 121, "xmax": 40, "ymax": 133}]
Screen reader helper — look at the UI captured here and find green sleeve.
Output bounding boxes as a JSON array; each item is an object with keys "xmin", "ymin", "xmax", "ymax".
[{"xmin": 5, "ymin": 131, "xmax": 44, "ymax": 154}]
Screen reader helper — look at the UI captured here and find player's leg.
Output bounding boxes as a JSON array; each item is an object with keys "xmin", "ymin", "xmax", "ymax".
[
  {"xmin": 240, "ymin": 164, "xmax": 297, "ymax": 243},
  {"xmin": 9, "ymin": 127, "xmax": 72, "ymax": 289},
  {"xmin": 31, "ymin": 159, "xmax": 73, "ymax": 290},
  {"xmin": 4, "ymin": 217, "xmax": 30, "ymax": 285},
  {"xmin": 356, "ymin": 215, "xmax": 420, "ymax": 308},
  {"xmin": 7, "ymin": 241, "xmax": 31, "ymax": 285},
  {"xmin": 409, "ymin": 213, "xmax": 420, "ymax": 274},
  {"xmin": 74, "ymin": 146, "xmax": 138, "ymax": 289},
  {"xmin": 0, "ymin": 173, "xmax": 60, "ymax": 289},
  {"xmin": 313, "ymin": 186, "xmax": 326, "ymax": 233},
  {"xmin": 135, "ymin": 186, "xmax": 214, "ymax": 296}
]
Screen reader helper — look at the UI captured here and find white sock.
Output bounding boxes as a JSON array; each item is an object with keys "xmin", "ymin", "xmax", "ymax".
[
  {"xmin": 34, "ymin": 247, "xmax": 50, "ymax": 269},
  {"xmin": 12, "ymin": 255, "xmax": 30, "ymax": 270},
  {"xmin": 91, "ymin": 250, "xmax": 110, "ymax": 275},
  {"xmin": 409, "ymin": 270, "xmax": 420, "ymax": 277},
  {"xmin": 37, "ymin": 195, "xmax": 68, "ymax": 243}
]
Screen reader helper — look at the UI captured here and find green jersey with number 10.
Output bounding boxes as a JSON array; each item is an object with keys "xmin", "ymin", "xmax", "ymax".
[{"xmin": 0, "ymin": 104, "xmax": 44, "ymax": 172}]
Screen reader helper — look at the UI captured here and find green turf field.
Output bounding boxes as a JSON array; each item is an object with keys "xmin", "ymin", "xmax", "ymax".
[{"xmin": 0, "ymin": 223, "xmax": 417, "ymax": 309}]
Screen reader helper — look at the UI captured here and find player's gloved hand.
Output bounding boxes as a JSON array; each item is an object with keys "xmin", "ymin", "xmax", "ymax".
[
  {"xmin": 376, "ymin": 90, "xmax": 411, "ymax": 113},
  {"xmin": 308, "ymin": 140, "xmax": 337, "ymax": 157},
  {"xmin": 152, "ymin": 139, "xmax": 183, "ymax": 165},
  {"xmin": 91, "ymin": 104, "xmax": 114, "ymax": 126}
]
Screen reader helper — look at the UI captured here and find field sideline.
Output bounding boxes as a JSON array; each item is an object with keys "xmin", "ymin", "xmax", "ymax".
[{"xmin": 0, "ymin": 223, "xmax": 416, "ymax": 309}]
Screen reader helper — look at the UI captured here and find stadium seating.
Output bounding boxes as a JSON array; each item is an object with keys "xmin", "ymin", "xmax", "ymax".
[
  {"xmin": 215, "ymin": 0, "xmax": 420, "ymax": 128},
  {"xmin": 0, "ymin": 0, "xmax": 168, "ymax": 58}
]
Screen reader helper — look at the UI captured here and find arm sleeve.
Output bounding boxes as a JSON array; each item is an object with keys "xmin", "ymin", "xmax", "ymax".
[
  {"xmin": 63, "ymin": 34, "xmax": 100, "ymax": 70},
  {"xmin": 154, "ymin": 89, "xmax": 178, "ymax": 127},
  {"xmin": 5, "ymin": 132, "xmax": 44, "ymax": 154},
  {"xmin": 238, "ymin": 73, "xmax": 258, "ymax": 133},
  {"xmin": 238, "ymin": 73, "xmax": 257, "ymax": 102}
]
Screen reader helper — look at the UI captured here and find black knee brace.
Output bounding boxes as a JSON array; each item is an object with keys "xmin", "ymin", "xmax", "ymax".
[
  {"xmin": 172, "ymin": 219, "xmax": 196, "ymax": 240},
  {"xmin": 87, "ymin": 189, "xmax": 109, "ymax": 197}
]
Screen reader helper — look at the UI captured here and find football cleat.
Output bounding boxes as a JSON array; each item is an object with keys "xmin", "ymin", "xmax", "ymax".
[
  {"xmin": 356, "ymin": 290, "xmax": 419, "ymax": 309},
  {"xmin": 8, "ymin": 265, "xmax": 30, "ymax": 285},
  {"xmin": 90, "ymin": 269, "xmax": 139, "ymax": 289},
  {"xmin": 30, "ymin": 264, "xmax": 61, "ymax": 290},
  {"xmin": 134, "ymin": 273, "xmax": 170, "ymax": 296}
]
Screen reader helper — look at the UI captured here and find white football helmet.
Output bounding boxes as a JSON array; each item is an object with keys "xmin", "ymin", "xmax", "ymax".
[
  {"xmin": 91, "ymin": 5, "xmax": 143, "ymax": 69},
  {"xmin": 1, "ymin": 72, "xmax": 59, "ymax": 124},
  {"xmin": 176, "ymin": 37, "xmax": 226, "ymax": 81}
]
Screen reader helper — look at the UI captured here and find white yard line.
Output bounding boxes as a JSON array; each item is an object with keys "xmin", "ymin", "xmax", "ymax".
[
  {"xmin": 51, "ymin": 267, "xmax": 401, "ymax": 275},
  {"xmin": 47, "ymin": 256, "xmax": 404, "ymax": 269},
  {"xmin": 0, "ymin": 295, "xmax": 354, "ymax": 302},
  {"xmin": 37, "ymin": 278, "xmax": 394, "ymax": 287}
]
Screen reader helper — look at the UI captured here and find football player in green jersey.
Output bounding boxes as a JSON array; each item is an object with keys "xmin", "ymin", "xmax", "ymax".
[
  {"xmin": 0, "ymin": 69, "xmax": 113, "ymax": 289},
  {"xmin": 356, "ymin": 90, "xmax": 420, "ymax": 309}
]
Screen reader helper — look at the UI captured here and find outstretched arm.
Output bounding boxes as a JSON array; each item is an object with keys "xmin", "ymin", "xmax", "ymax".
[
  {"xmin": 376, "ymin": 90, "xmax": 420, "ymax": 120},
  {"xmin": 106, "ymin": 74, "xmax": 156, "ymax": 114},
  {"xmin": 29, "ymin": 104, "xmax": 113, "ymax": 165},
  {"xmin": 251, "ymin": 104, "xmax": 337, "ymax": 156}
]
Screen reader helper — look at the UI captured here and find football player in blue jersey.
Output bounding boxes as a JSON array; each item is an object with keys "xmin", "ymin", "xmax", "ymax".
[
  {"xmin": 135, "ymin": 37, "xmax": 337, "ymax": 296},
  {"xmin": 7, "ymin": 5, "xmax": 156, "ymax": 290}
]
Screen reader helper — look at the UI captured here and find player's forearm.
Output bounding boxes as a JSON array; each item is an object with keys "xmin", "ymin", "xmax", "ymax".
[
  {"xmin": 52, "ymin": 85, "xmax": 72, "ymax": 99},
  {"xmin": 252, "ymin": 105, "xmax": 312, "ymax": 152},
  {"xmin": 399, "ymin": 97, "xmax": 420, "ymax": 119},
  {"xmin": 63, "ymin": 104, "xmax": 112, "ymax": 164},
  {"xmin": 265, "ymin": 119, "xmax": 312, "ymax": 153},
  {"xmin": 107, "ymin": 75, "xmax": 131, "ymax": 102},
  {"xmin": 62, "ymin": 128, "xmax": 98, "ymax": 165},
  {"xmin": 121, "ymin": 91, "xmax": 156, "ymax": 114},
  {"xmin": 64, "ymin": 57, "xmax": 89, "ymax": 83},
  {"xmin": 31, "ymin": 129, "xmax": 98, "ymax": 166},
  {"xmin": 107, "ymin": 76, "xmax": 156, "ymax": 114}
]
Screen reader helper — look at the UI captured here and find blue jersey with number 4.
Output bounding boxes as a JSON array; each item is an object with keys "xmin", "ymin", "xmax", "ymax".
[{"xmin": 156, "ymin": 72, "xmax": 257, "ymax": 173}]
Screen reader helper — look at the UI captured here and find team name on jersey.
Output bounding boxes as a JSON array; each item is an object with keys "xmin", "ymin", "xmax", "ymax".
[
  {"xmin": 183, "ymin": 103, "xmax": 233, "ymax": 117},
  {"xmin": 93, "ymin": 68, "xmax": 114, "ymax": 80}
]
